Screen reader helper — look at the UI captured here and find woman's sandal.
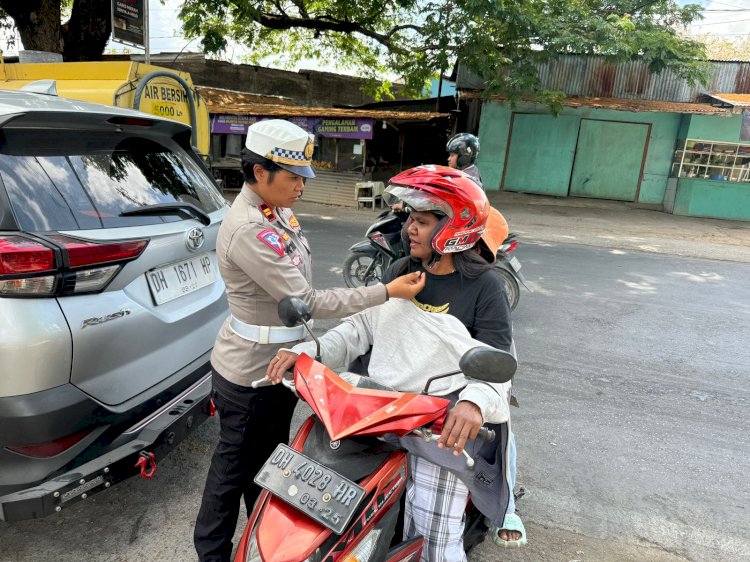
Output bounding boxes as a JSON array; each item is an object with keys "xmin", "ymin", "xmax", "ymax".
[{"xmin": 489, "ymin": 512, "xmax": 527, "ymax": 548}]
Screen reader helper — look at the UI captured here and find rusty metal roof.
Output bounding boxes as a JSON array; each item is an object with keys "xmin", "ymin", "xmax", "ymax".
[
  {"xmin": 197, "ymin": 86, "xmax": 295, "ymax": 106},
  {"xmin": 197, "ymin": 85, "xmax": 448, "ymax": 121},
  {"xmin": 706, "ymin": 92, "xmax": 750, "ymax": 107},
  {"xmin": 459, "ymin": 91, "xmax": 730, "ymax": 115},
  {"xmin": 457, "ymin": 55, "xmax": 750, "ymax": 102}
]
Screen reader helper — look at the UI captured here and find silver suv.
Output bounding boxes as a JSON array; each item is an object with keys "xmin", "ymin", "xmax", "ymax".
[{"xmin": 0, "ymin": 90, "xmax": 228, "ymax": 520}]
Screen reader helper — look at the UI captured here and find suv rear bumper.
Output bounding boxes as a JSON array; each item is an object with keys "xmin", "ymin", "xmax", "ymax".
[{"xmin": 0, "ymin": 373, "xmax": 213, "ymax": 521}]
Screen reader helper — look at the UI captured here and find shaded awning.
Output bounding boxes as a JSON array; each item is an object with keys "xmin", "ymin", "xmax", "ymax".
[
  {"xmin": 705, "ymin": 92, "xmax": 750, "ymax": 109},
  {"xmin": 197, "ymin": 86, "xmax": 448, "ymax": 121},
  {"xmin": 459, "ymin": 91, "xmax": 731, "ymax": 116}
]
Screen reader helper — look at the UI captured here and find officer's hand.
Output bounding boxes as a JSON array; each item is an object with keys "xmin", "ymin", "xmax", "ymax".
[
  {"xmin": 438, "ymin": 401, "xmax": 483, "ymax": 455},
  {"xmin": 385, "ymin": 271, "xmax": 425, "ymax": 300},
  {"xmin": 266, "ymin": 350, "xmax": 299, "ymax": 384}
]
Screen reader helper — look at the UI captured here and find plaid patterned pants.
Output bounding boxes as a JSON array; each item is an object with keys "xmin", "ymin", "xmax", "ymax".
[{"xmin": 403, "ymin": 455, "xmax": 470, "ymax": 562}]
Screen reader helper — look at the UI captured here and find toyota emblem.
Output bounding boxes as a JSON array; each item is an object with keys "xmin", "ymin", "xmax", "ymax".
[{"xmin": 186, "ymin": 227, "xmax": 205, "ymax": 251}]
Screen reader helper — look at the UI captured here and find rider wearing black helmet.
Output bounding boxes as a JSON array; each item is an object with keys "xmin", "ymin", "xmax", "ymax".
[{"xmin": 446, "ymin": 133, "xmax": 482, "ymax": 187}]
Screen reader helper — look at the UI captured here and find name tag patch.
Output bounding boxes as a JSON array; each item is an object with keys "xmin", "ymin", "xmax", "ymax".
[{"xmin": 257, "ymin": 229, "xmax": 286, "ymax": 257}]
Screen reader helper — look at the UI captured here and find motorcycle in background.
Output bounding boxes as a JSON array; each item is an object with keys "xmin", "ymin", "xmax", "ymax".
[
  {"xmin": 342, "ymin": 209, "xmax": 407, "ymax": 288},
  {"xmin": 235, "ymin": 297, "xmax": 517, "ymax": 562},
  {"xmin": 342, "ymin": 211, "xmax": 529, "ymax": 310},
  {"xmin": 493, "ymin": 233, "xmax": 530, "ymax": 311}
]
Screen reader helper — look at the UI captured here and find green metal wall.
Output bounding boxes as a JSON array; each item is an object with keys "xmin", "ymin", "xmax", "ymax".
[
  {"xmin": 474, "ymin": 102, "xmax": 512, "ymax": 190},
  {"xmin": 476, "ymin": 101, "xmax": 682, "ymax": 204},
  {"xmin": 674, "ymin": 178, "xmax": 750, "ymax": 220},
  {"xmin": 686, "ymin": 114, "xmax": 742, "ymax": 143},
  {"xmin": 503, "ymin": 114, "xmax": 579, "ymax": 196},
  {"xmin": 673, "ymin": 115, "xmax": 750, "ymax": 221},
  {"xmin": 569, "ymin": 120, "xmax": 649, "ymax": 201}
]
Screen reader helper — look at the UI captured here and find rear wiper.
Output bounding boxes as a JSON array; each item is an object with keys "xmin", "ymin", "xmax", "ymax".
[{"xmin": 120, "ymin": 202, "xmax": 211, "ymax": 226}]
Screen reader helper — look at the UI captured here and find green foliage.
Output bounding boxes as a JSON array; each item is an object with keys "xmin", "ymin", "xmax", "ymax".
[{"xmin": 178, "ymin": 0, "xmax": 709, "ymax": 100}]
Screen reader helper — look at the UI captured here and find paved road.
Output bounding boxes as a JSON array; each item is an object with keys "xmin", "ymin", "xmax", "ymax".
[{"xmin": 1, "ymin": 205, "xmax": 748, "ymax": 562}]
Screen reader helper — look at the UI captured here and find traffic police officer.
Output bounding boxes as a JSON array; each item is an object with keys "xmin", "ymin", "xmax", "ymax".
[{"xmin": 194, "ymin": 119, "xmax": 425, "ymax": 562}]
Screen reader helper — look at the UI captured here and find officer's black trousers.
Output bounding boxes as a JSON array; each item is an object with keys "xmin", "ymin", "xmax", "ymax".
[{"xmin": 194, "ymin": 369, "xmax": 298, "ymax": 562}]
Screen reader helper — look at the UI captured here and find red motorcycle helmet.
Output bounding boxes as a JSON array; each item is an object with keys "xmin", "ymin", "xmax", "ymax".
[{"xmin": 384, "ymin": 165, "xmax": 489, "ymax": 254}]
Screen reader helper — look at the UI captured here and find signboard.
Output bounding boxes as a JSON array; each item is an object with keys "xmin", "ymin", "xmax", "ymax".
[
  {"xmin": 741, "ymin": 110, "xmax": 750, "ymax": 142},
  {"xmin": 211, "ymin": 115, "xmax": 374, "ymax": 140},
  {"xmin": 112, "ymin": 0, "xmax": 146, "ymax": 48},
  {"xmin": 317, "ymin": 118, "xmax": 374, "ymax": 139},
  {"xmin": 137, "ymin": 78, "xmax": 192, "ymax": 128}
]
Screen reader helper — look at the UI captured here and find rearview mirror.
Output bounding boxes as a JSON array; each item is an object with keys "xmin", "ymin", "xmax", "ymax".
[
  {"xmin": 459, "ymin": 346, "xmax": 516, "ymax": 385},
  {"xmin": 278, "ymin": 296, "xmax": 312, "ymax": 327}
]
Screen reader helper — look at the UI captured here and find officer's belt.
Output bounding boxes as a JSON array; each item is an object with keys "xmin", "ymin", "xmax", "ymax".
[{"xmin": 229, "ymin": 315, "xmax": 307, "ymax": 344}]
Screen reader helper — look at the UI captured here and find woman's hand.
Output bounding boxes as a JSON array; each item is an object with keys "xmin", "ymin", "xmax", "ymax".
[
  {"xmin": 266, "ymin": 350, "xmax": 299, "ymax": 384},
  {"xmin": 385, "ymin": 271, "xmax": 425, "ymax": 300},
  {"xmin": 438, "ymin": 401, "xmax": 483, "ymax": 455}
]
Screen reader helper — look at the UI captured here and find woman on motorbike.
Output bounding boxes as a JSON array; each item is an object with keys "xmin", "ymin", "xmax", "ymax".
[{"xmin": 270, "ymin": 165, "xmax": 514, "ymax": 562}]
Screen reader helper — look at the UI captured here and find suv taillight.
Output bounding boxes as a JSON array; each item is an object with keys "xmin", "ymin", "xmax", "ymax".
[
  {"xmin": 0, "ymin": 234, "xmax": 148, "ymax": 297},
  {"xmin": 0, "ymin": 236, "xmax": 57, "ymax": 295}
]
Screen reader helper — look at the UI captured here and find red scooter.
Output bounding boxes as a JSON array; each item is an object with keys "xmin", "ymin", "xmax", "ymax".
[{"xmin": 235, "ymin": 297, "xmax": 516, "ymax": 562}]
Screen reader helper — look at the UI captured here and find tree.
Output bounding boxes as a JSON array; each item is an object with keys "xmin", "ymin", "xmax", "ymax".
[
  {"xmin": 0, "ymin": 0, "xmax": 110, "ymax": 61},
  {"xmin": 177, "ymin": 0, "xmax": 709, "ymax": 99},
  {"xmin": 691, "ymin": 34, "xmax": 750, "ymax": 62}
]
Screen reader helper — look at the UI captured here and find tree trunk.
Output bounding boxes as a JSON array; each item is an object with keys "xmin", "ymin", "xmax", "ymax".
[
  {"xmin": 62, "ymin": 0, "xmax": 112, "ymax": 61},
  {"xmin": 0, "ymin": 0, "xmax": 62, "ymax": 54},
  {"xmin": 0, "ymin": 0, "xmax": 112, "ymax": 61}
]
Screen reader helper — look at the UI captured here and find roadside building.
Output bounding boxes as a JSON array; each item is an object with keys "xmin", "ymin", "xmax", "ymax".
[
  {"xmin": 198, "ymin": 86, "xmax": 448, "ymax": 206},
  {"xmin": 124, "ymin": 55, "xmax": 450, "ymax": 206},
  {"xmin": 459, "ymin": 55, "xmax": 750, "ymax": 221}
]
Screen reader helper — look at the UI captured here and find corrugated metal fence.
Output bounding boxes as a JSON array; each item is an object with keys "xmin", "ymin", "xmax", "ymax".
[{"xmin": 458, "ymin": 55, "xmax": 750, "ymax": 102}]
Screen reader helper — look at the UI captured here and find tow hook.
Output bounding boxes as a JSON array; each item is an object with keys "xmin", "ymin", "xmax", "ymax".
[
  {"xmin": 209, "ymin": 398, "xmax": 216, "ymax": 416},
  {"xmin": 135, "ymin": 451, "xmax": 157, "ymax": 479}
]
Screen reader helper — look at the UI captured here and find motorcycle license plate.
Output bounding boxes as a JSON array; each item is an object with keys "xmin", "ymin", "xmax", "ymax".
[
  {"xmin": 509, "ymin": 255, "xmax": 522, "ymax": 272},
  {"xmin": 255, "ymin": 444, "xmax": 366, "ymax": 534}
]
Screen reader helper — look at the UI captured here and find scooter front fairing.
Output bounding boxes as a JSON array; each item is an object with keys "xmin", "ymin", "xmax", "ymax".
[
  {"xmin": 293, "ymin": 353, "xmax": 450, "ymax": 441},
  {"xmin": 238, "ymin": 354, "xmax": 451, "ymax": 562}
]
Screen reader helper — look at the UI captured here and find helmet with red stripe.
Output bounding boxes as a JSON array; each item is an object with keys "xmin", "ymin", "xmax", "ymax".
[{"xmin": 384, "ymin": 165, "xmax": 489, "ymax": 255}]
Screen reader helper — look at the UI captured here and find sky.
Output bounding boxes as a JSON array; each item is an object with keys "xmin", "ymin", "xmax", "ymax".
[{"xmin": 686, "ymin": 0, "xmax": 750, "ymax": 39}]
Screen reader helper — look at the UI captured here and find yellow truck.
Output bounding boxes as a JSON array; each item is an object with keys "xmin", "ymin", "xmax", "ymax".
[{"xmin": 0, "ymin": 60, "xmax": 210, "ymax": 157}]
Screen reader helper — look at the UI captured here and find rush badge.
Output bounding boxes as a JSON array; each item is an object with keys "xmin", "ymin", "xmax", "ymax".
[
  {"xmin": 257, "ymin": 229, "xmax": 285, "ymax": 257},
  {"xmin": 259, "ymin": 203, "xmax": 276, "ymax": 222},
  {"xmin": 288, "ymin": 215, "xmax": 300, "ymax": 229},
  {"xmin": 280, "ymin": 231, "xmax": 290, "ymax": 242}
]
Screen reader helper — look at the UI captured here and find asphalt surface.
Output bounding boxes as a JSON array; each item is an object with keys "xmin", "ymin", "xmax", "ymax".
[{"xmin": 1, "ymin": 197, "xmax": 748, "ymax": 562}]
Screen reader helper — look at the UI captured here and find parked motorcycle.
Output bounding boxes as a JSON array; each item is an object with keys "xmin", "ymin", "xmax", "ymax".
[
  {"xmin": 342, "ymin": 209, "xmax": 407, "ymax": 288},
  {"xmin": 235, "ymin": 297, "xmax": 516, "ymax": 562},
  {"xmin": 342, "ymin": 212, "xmax": 529, "ymax": 310},
  {"xmin": 492, "ymin": 233, "xmax": 530, "ymax": 311}
]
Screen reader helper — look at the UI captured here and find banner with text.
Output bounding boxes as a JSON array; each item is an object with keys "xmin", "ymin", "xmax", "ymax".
[
  {"xmin": 211, "ymin": 115, "xmax": 374, "ymax": 139},
  {"xmin": 112, "ymin": 0, "xmax": 145, "ymax": 48}
]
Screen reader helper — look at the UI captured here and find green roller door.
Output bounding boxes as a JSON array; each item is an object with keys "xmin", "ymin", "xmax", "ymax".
[
  {"xmin": 569, "ymin": 119, "xmax": 649, "ymax": 201},
  {"xmin": 502, "ymin": 114, "xmax": 579, "ymax": 196}
]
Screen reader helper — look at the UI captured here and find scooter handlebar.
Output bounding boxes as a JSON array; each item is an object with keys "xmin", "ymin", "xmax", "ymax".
[{"xmin": 477, "ymin": 427, "xmax": 496, "ymax": 442}]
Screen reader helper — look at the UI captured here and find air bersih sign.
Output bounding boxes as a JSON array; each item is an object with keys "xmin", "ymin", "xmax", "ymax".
[{"xmin": 112, "ymin": 0, "xmax": 145, "ymax": 48}]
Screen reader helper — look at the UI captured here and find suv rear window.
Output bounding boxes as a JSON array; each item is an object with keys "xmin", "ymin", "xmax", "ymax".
[{"xmin": 0, "ymin": 129, "xmax": 225, "ymax": 231}]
